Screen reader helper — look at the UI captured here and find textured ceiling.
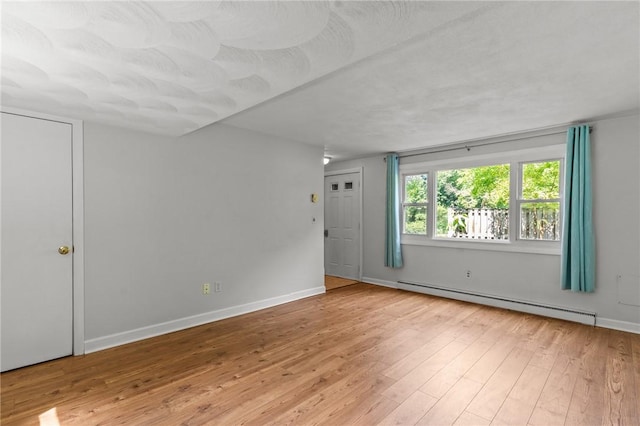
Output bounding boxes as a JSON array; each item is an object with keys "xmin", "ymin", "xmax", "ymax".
[
  {"xmin": 1, "ymin": 1, "xmax": 480, "ymax": 136},
  {"xmin": 1, "ymin": 1, "xmax": 639, "ymax": 160},
  {"xmin": 224, "ymin": 1, "xmax": 640, "ymax": 160}
]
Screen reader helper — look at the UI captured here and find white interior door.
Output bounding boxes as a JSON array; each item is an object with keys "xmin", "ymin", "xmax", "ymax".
[
  {"xmin": 324, "ymin": 172, "xmax": 360, "ymax": 280},
  {"xmin": 1, "ymin": 112, "xmax": 74, "ymax": 372}
]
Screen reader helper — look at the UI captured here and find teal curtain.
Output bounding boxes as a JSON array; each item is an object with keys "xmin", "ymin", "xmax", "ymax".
[
  {"xmin": 561, "ymin": 125, "xmax": 595, "ymax": 292},
  {"xmin": 385, "ymin": 153, "xmax": 403, "ymax": 268}
]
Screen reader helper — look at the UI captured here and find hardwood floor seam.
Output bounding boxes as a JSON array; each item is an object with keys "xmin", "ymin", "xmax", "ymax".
[{"xmin": 2, "ymin": 283, "xmax": 638, "ymax": 425}]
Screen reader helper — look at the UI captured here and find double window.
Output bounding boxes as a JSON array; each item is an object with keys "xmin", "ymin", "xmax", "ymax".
[{"xmin": 401, "ymin": 147, "xmax": 563, "ymax": 248}]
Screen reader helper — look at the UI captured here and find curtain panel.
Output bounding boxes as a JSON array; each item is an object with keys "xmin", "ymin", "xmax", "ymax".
[
  {"xmin": 385, "ymin": 153, "xmax": 403, "ymax": 268},
  {"xmin": 561, "ymin": 125, "xmax": 595, "ymax": 292}
]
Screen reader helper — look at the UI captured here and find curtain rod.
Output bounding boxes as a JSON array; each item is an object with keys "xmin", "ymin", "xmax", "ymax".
[{"xmin": 385, "ymin": 126, "xmax": 593, "ymax": 161}]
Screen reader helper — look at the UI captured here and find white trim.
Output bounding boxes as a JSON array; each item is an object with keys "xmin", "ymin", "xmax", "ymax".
[
  {"xmin": 365, "ymin": 278, "xmax": 639, "ymax": 334},
  {"xmin": 324, "ymin": 167, "xmax": 362, "ymax": 177},
  {"xmin": 84, "ymin": 286, "xmax": 326, "ymax": 353},
  {"xmin": 0, "ymin": 106, "xmax": 86, "ymax": 356},
  {"xmin": 401, "ymin": 236, "xmax": 561, "ymax": 255},
  {"xmin": 71, "ymin": 118, "xmax": 85, "ymax": 356},
  {"xmin": 394, "ymin": 109, "xmax": 635, "ymax": 161},
  {"xmin": 358, "ymin": 167, "xmax": 363, "ymax": 282},
  {"xmin": 324, "ymin": 167, "xmax": 364, "ymax": 282},
  {"xmin": 397, "ymin": 281, "xmax": 597, "ymax": 326},
  {"xmin": 396, "ymin": 122, "xmax": 571, "ymax": 159},
  {"xmin": 596, "ymin": 317, "xmax": 640, "ymax": 334},
  {"xmin": 362, "ymin": 277, "xmax": 398, "ymax": 289},
  {"xmin": 400, "ymin": 144, "xmax": 564, "ymax": 255},
  {"xmin": 400, "ymin": 144, "xmax": 565, "ymax": 172}
]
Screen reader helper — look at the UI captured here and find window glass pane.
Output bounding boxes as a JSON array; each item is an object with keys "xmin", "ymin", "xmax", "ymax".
[
  {"xmin": 331, "ymin": 183, "xmax": 338, "ymax": 191},
  {"xmin": 436, "ymin": 165, "xmax": 510, "ymax": 239},
  {"xmin": 404, "ymin": 174, "xmax": 427, "ymax": 203},
  {"xmin": 344, "ymin": 181, "xmax": 353, "ymax": 190},
  {"xmin": 522, "ymin": 161, "xmax": 560, "ymax": 199},
  {"xmin": 520, "ymin": 202, "xmax": 560, "ymax": 240},
  {"xmin": 404, "ymin": 206, "xmax": 426, "ymax": 235}
]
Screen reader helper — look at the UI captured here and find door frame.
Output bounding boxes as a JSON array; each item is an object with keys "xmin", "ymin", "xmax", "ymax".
[
  {"xmin": 1, "ymin": 106, "xmax": 85, "ymax": 356},
  {"xmin": 324, "ymin": 167, "xmax": 363, "ymax": 282}
]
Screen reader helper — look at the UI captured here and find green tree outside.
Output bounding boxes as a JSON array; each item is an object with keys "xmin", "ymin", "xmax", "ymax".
[
  {"xmin": 404, "ymin": 174, "xmax": 427, "ymax": 234},
  {"xmin": 522, "ymin": 161, "xmax": 560, "ymax": 199},
  {"xmin": 436, "ymin": 164, "xmax": 510, "ymax": 235},
  {"xmin": 404, "ymin": 161, "xmax": 560, "ymax": 237}
]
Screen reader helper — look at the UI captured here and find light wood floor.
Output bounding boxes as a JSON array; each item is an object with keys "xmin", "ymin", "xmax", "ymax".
[
  {"xmin": 2, "ymin": 284, "xmax": 639, "ymax": 425},
  {"xmin": 325, "ymin": 275, "xmax": 359, "ymax": 290}
]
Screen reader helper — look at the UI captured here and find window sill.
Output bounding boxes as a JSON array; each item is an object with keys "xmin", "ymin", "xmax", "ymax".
[{"xmin": 401, "ymin": 235, "xmax": 561, "ymax": 255}]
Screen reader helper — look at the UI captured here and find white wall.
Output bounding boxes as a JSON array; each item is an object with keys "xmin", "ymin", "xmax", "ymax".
[
  {"xmin": 327, "ymin": 114, "xmax": 640, "ymax": 330},
  {"xmin": 83, "ymin": 123, "xmax": 325, "ymax": 348}
]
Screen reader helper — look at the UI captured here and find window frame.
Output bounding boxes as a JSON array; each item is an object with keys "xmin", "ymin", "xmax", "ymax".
[
  {"xmin": 400, "ymin": 144, "xmax": 565, "ymax": 255},
  {"xmin": 516, "ymin": 159, "xmax": 564, "ymax": 242},
  {"xmin": 433, "ymin": 163, "xmax": 511, "ymax": 241},
  {"xmin": 401, "ymin": 173, "xmax": 430, "ymax": 236}
]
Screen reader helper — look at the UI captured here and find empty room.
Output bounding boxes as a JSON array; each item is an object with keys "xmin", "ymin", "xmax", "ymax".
[{"xmin": 1, "ymin": 1, "xmax": 639, "ymax": 425}]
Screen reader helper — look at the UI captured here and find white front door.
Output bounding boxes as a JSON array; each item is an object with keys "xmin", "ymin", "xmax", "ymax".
[
  {"xmin": 1, "ymin": 112, "xmax": 74, "ymax": 372},
  {"xmin": 324, "ymin": 172, "xmax": 360, "ymax": 280}
]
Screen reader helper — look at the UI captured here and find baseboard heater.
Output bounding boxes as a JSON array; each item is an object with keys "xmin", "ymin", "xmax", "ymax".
[{"xmin": 397, "ymin": 280, "xmax": 597, "ymax": 326}]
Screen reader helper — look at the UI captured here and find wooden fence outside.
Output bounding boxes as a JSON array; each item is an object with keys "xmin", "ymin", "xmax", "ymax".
[{"xmin": 447, "ymin": 207, "xmax": 560, "ymax": 241}]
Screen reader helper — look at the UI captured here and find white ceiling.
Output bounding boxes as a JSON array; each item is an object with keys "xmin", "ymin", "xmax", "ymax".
[{"xmin": 2, "ymin": 1, "xmax": 639, "ymax": 161}]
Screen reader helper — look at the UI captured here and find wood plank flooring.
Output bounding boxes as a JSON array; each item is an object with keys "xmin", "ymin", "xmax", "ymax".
[
  {"xmin": 2, "ymin": 284, "xmax": 639, "ymax": 425},
  {"xmin": 324, "ymin": 275, "xmax": 359, "ymax": 291}
]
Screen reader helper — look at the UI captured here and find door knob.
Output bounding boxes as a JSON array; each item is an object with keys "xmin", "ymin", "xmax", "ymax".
[
  {"xmin": 324, "ymin": 229, "xmax": 329, "ymax": 238},
  {"xmin": 58, "ymin": 246, "xmax": 70, "ymax": 255}
]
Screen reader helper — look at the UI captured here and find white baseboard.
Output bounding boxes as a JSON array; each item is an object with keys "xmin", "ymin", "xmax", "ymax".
[
  {"xmin": 84, "ymin": 286, "xmax": 326, "ymax": 354},
  {"xmin": 397, "ymin": 281, "xmax": 597, "ymax": 326},
  {"xmin": 362, "ymin": 277, "xmax": 398, "ymax": 289},
  {"xmin": 366, "ymin": 278, "xmax": 639, "ymax": 335},
  {"xmin": 395, "ymin": 281, "xmax": 640, "ymax": 334},
  {"xmin": 596, "ymin": 317, "xmax": 640, "ymax": 334}
]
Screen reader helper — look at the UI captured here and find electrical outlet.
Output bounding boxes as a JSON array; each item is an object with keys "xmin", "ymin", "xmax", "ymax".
[
  {"xmin": 466, "ymin": 270, "xmax": 471, "ymax": 278},
  {"xmin": 203, "ymin": 283, "xmax": 210, "ymax": 295},
  {"xmin": 214, "ymin": 282, "xmax": 222, "ymax": 292}
]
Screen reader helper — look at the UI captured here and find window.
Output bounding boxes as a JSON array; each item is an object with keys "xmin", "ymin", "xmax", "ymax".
[
  {"xmin": 400, "ymin": 145, "xmax": 564, "ymax": 252},
  {"xmin": 436, "ymin": 164, "xmax": 510, "ymax": 240},
  {"xmin": 402, "ymin": 174, "xmax": 428, "ymax": 234},
  {"xmin": 518, "ymin": 160, "xmax": 561, "ymax": 241}
]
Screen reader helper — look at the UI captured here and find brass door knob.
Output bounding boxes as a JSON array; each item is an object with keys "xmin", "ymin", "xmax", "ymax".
[{"xmin": 58, "ymin": 246, "xmax": 70, "ymax": 255}]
